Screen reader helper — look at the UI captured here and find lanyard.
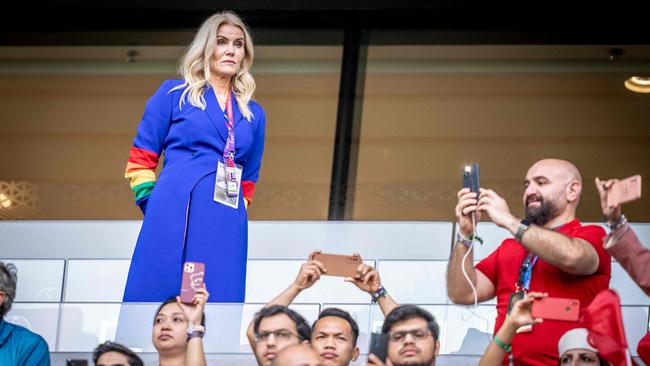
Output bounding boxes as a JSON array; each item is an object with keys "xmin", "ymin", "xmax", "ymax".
[
  {"xmin": 516, "ymin": 252, "xmax": 538, "ymax": 292},
  {"xmin": 222, "ymin": 91, "xmax": 236, "ymax": 167}
]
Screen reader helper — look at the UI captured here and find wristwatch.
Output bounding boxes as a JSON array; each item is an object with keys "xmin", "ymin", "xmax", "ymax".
[
  {"xmin": 515, "ymin": 219, "xmax": 531, "ymax": 243},
  {"xmin": 371, "ymin": 286, "xmax": 388, "ymax": 303}
]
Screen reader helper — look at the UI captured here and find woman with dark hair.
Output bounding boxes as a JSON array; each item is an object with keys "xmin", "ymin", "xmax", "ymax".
[{"xmin": 152, "ymin": 288, "xmax": 209, "ymax": 366}]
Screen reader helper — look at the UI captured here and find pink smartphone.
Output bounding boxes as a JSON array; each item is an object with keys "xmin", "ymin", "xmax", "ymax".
[
  {"xmin": 607, "ymin": 175, "xmax": 642, "ymax": 207},
  {"xmin": 531, "ymin": 297, "xmax": 580, "ymax": 322},
  {"xmin": 310, "ymin": 253, "xmax": 362, "ymax": 277},
  {"xmin": 180, "ymin": 261, "xmax": 205, "ymax": 304}
]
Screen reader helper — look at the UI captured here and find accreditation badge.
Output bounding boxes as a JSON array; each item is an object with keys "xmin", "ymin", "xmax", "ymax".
[{"xmin": 214, "ymin": 160, "xmax": 243, "ymax": 208}]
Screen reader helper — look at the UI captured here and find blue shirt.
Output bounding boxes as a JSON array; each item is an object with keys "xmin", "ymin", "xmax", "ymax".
[{"xmin": 0, "ymin": 319, "xmax": 50, "ymax": 366}]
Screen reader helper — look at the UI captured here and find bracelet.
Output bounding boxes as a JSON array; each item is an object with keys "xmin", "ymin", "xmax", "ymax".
[
  {"xmin": 455, "ymin": 232, "xmax": 483, "ymax": 248},
  {"xmin": 455, "ymin": 232, "xmax": 473, "ymax": 248},
  {"xmin": 371, "ymin": 286, "xmax": 388, "ymax": 303},
  {"xmin": 606, "ymin": 214, "xmax": 627, "ymax": 231},
  {"xmin": 188, "ymin": 330, "xmax": 205, "ymax": 340},
  {"xmin": 494, "ymin": 335, "xmax": 511, "ymax": 353}
]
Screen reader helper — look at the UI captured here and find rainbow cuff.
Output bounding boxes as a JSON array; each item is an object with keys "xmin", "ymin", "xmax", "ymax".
[{"xmin": 125, "ymin": 146, "xmax": 160, "ymax": 202}]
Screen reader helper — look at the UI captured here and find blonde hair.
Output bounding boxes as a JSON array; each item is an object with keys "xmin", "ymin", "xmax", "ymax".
[{"xmin": 172, "ymin": 11, "xmax": 256, "ymax": 121}]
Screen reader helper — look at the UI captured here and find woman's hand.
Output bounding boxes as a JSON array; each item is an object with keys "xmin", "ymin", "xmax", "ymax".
[
  {"xmin": 505, "ymin": 292, "xmax": 546, "ymax": 329},
  {"xmin": 177, "ymin": 287, "xmax": 209, "ymax": 325}
]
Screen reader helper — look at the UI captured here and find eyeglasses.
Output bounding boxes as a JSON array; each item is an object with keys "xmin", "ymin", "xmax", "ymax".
[
  {"xmin": 388, "ymin": 328, "xmax": 432, "ymax": 343},
  {"xmin": 255, "ymin": 329, "xmax": 297, "ymax": 342}
]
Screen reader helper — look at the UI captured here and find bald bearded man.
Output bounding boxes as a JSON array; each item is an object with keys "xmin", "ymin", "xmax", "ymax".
[
  {"xmin": 446, "ymin": 159, "xmax": 610, "ymax": 366},
  {"xmin": 272, "ymin": 344, "xmax": 323, "ymax": 366}
]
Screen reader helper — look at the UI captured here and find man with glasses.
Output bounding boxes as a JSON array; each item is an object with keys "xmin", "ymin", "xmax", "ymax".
[
  {"xmin": 366, "ymin": 305, "xmax": 440, "ymax": 366},
  {"xmin": 248, "ymin": 305, "xmax": 312, "ymax": 366}
]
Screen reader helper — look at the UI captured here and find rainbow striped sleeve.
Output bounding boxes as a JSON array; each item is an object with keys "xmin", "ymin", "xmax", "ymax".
[{"xmin": 125, "ymin": 146, "xmax": 160, "ymax": 204}]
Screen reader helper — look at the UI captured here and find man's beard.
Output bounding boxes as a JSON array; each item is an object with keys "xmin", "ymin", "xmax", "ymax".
[
  {"xmin": 392, "ymin": 355, "xmax": 436, "ymax": 366},
  {"xmin": 524, "ymin": 196, "xmax": 561, "ymax": 226}
]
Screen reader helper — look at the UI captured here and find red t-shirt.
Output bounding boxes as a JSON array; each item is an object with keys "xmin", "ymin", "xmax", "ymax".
[{"xmin": 475, "ymin": 219, "xmax": 610, "ymax": 366}]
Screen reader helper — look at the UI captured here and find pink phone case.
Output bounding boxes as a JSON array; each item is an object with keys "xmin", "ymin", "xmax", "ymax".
[
  {"xmin": 531, "ymin": 297, "xmax": 580, "ymax": 322},
  {"xmin": 180, "ymin": 261, "xmax": 205, "ymax": 303},
  {"xmin": 607, "ymin": 175, "xmax": 642, "ymax": 207}
]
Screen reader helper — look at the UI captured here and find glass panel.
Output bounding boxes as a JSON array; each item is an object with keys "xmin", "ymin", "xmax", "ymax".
[
  {"xmin": 376, "ymin": 261, "xmax": 449, "ymax": 304},
  {"xmin": 114, "ymin": 303, "xmax": 321, "ymax": 353},
  {"xmin": 371, "ymin": 304, "xmax": 496, "ymax": 355},
  {"xmin": 5, "ymin": 303, "xmax": 60, "ymax": 351},
  {"xmin": 354, "ymin": 44, "xmax": 650, "ymax": 221},
  {"xmin": 4, "ymin": 259, "xmax": 64, "ymax": 301},
  {"xmin": 621, "ymin": 306, "xmax": 649, "ymax": 357},
  {"xmin": 612, "ymin": 263, "xmax": 650, "ymax": 306},
  {"xmin": 65, "ymin": 259, "xmax": 130, "ymax": 302},
  {"xmin": 57, "ymin": 303, "xmax": 121, "ymax": 351},
  {"xmin": 249, "ymin": 221, "xmax": 453, "ymax": 260},
  {"xmin": 0, "ymin": 42, "xmax": 342, "ymax": 220},
  {"xmin": 246, "ymin": 260, "xmax": 374, "ymax": 304}
]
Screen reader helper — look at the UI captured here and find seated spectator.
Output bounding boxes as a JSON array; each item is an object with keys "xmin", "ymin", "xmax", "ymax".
[
  {"xmin": 272, "ymin": 344, "xmax": 324, "ymax": 366},
  {"xmin": 0, "ymin": 261, "xmax": 51, "ymax": 366},
  {"xmin": 311, "ymin": 308, "xmax": 360, "ymax": 366},
  {"xmin": 479, "ymin": 293, "xmax": 607, "ymax": 366},
  {"xmin": 152, "ymin": 288, "xmax": 208, "ymax": 366},
  {"xmin": 93, "ymin": 341, "xmax": 144, "ymax": 366},
  {"xmin": 249, "ymin": 251, "xmax": 398, "ymax": 366},
  {"xmin": 595, "ymin": 177, "xmax": 650, "ymax": 295},
  {"xmin": 366, "ymin": 305, "xmax": 440, "ymax": 366},
  {"xmin": 248, "ymin": 305, "xmax": 312, "ymax": 366}
]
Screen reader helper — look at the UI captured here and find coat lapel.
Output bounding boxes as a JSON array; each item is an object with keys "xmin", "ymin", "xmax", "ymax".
[
  {"xmin": 231, "ymin": 90, "xmax": 246, "ymax": 128},
  {"xmin": 203, "ymin": 86, "xmax": 229, "ymax": 143}
]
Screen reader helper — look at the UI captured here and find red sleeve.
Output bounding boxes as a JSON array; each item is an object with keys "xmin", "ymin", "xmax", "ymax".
[
  {"xmin": 476, "ymin": 246, "xmax": 500, "ymax": 286},
  {"xmin": 573, "ymin": 224, "xmax": 609, "ymax": 274}
]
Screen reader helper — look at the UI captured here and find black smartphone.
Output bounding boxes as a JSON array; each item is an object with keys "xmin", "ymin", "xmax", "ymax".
[
  {"xmin": 66, "ymin": 360, "xmax": 88, "ymax": 366},
  {"xmin": 369, "ymin": 332, "xmax": 389, "ymax": 362},
  {"xmin": 462, "ymin": 163, "xmax": 480, "ymax": 194}
]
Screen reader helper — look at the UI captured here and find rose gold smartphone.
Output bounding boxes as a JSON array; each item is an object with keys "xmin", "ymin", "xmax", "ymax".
[
  {"xmin": 180, "ymin": 261, "xmax": 205, "ymax": 304},
  {"xmin": 607, "ymin": 175, "xmax": 642, "ymax": 207},
  {"xmin": 310, "ymin": 253, "xmax": 362, "ymax": 277},
  {"xmin": 531, "ymin": 297, "xmax": 580, "ymax": 322}
]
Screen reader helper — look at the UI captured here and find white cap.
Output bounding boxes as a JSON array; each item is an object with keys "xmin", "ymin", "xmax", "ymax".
[{"xmin": 557, "ymin": 328, "xmax": 598, "ymax": 357}]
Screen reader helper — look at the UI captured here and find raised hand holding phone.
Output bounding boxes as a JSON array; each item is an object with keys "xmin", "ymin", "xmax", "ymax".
[
  {"xmin": 180, "ymin": 261, "xmax": 206, "ymax": 304},
  {"xmin": 456, "ymin": 163, "xmax": 481, "ymax": 237},
  {"xmin": 310, "ymin": 252, "xmax": 362, "ymax": 277}
]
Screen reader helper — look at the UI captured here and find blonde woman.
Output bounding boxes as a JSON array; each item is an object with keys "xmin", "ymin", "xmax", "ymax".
[{"xmin": 123, "ymin": 11, "xmax": 265, "ymax": 302}]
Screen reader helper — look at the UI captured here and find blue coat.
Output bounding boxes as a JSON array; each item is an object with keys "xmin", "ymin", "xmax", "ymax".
[
  {"xmin": 123, "ymin": 80, "xmax": 266, "ymax": 302},
  {"xmin": 0, "ymin": 320, "xmax": 50, "ymax": 366}
]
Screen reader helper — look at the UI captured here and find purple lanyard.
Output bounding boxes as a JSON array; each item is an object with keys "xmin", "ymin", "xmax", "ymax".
[{"xmin": 223, "ymin": 91, "xmax": 235, "ymax": 167}]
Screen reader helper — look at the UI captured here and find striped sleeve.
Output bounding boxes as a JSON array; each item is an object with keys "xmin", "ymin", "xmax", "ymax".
[{"xmin": 125, "ymin": 146, "xmax": 160, "ymax": 204}]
